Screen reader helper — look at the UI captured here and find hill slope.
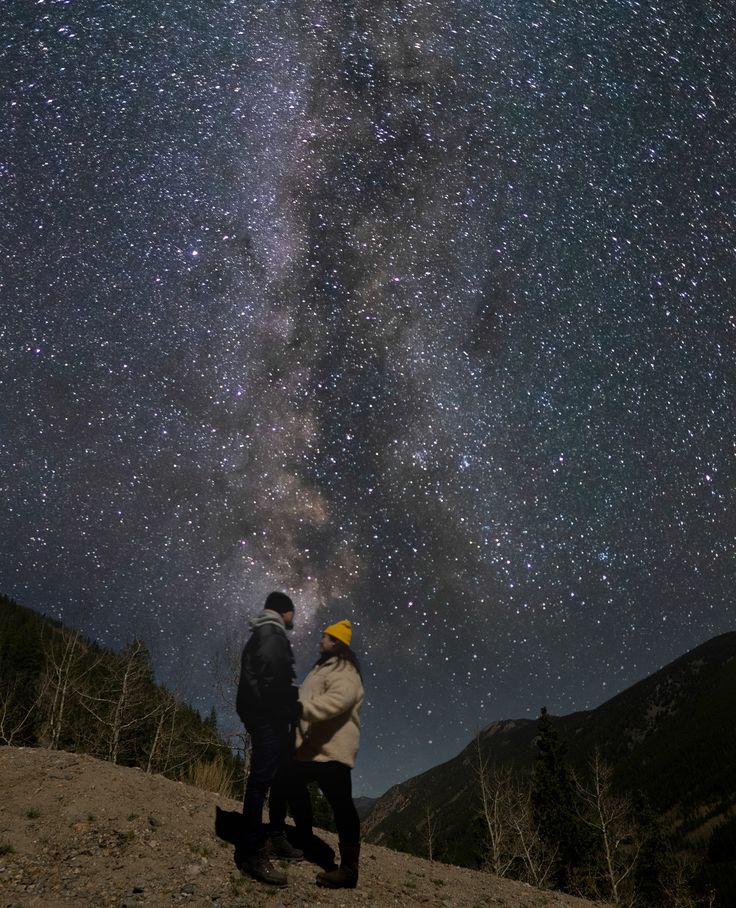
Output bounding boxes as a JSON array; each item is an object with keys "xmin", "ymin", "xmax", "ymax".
[
  {"xmin": 364, "ymin": 632, "xmax": 736, "ymax": 865},
  {"xmin": 0, "ymin": 747, "xmax": 605, "ymax": 907},
  {"xmin": 0, "ymin": 595, "xmax": 240, "ymax": 790}
]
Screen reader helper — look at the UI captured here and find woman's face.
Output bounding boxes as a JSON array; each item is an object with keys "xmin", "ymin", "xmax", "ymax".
[{"xmin": 319, "ymin": 633, "xmax": 339, "ymax": 654}]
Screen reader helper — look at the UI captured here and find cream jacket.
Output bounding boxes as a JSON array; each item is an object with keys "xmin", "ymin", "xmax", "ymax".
[{"xmin": 296, "ymin": 657, "xmax": 364, "ymax": 768}]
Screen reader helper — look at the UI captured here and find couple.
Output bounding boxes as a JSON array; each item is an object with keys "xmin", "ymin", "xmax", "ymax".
[{"xmin": 235, "ymin": 591, "xmax": 364, "ymax": 889}]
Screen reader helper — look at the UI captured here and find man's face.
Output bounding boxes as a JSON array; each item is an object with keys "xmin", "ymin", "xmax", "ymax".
[{"xmin": 282, "ymin": 610, "xmax": 295, "ymax": 630}]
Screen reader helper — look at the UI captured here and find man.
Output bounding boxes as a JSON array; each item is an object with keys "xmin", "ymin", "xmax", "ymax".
[{"xmin": 235, "ymin": 591, "xmax": 302, "ymax": 885}]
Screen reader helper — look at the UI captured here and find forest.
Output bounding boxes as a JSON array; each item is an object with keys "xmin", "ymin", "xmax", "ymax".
[
  {"xmin": 375, "ymin": 706, "xmax": 736, "ymax": 908},
  {"xmin": 3, "ymin": 593, "xmax": 733, "ymax": 905},
  {"xmin": 0, "ymin": 594, "xmax": 242, "ymax": 794}
]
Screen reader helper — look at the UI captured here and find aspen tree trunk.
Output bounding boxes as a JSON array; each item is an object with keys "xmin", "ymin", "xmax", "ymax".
[{"xmin": 48, "ymin": 631, "xmax": 81, "ymax": 749}]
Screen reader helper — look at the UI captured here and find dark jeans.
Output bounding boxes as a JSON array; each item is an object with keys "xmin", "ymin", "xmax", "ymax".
[
  {"xmin": 272, "ymin": 759, "xmax": 360, "ymax": 845},
  {"xmin": 240, "ymin": 721, "xmax": 292, "ymax": 856}
]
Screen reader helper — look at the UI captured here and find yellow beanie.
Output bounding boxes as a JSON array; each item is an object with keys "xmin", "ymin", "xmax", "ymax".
[{"xmin": 324, "ymin": 619, "xmax": 352, "ymax": 647}]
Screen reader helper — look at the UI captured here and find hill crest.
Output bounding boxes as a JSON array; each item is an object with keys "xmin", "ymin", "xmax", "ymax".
[{"xmin": 0, "ymin": 746, "xmax": 605, "ymax": 907}]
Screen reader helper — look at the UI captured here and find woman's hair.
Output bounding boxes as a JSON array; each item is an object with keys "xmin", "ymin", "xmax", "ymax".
[{"xmin": 318, "ymin": 637, "xmax": 362, "ymax": 679}]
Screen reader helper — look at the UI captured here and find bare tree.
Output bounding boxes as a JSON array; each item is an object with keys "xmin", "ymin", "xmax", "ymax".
[
  {"xmin": 424, "ymin": 805, "xmax": 440, "ymax": 862},
  {"xmin": 141, "ymin": 691, "xmax": 236, "ymax": 783},
  {"xmin": 41, "ymin": 627, "xmax": 102, "ymax": 750},
  {"xmin": 140, "ymin": 660, "xmax": 191, "ymax": 776},
  {"xmin": 213, "ymin": 635, "xmax": 246, "ymax": 741},
  {"xmin": 660, "ymin": 857, "xmax": 715, "ymax": 908},
  {"xmin": 144, "ymin": 692, "xmax": 178, "ymax": 773},
  {"xmin": 78, "ymin": 639, "xmax": 160, "ymax": 764},
  {"xmin": 44, "ymin": 629, "xmax": 80, "ymax": 749},
  {"xmin": 508, "ymin": 785, "xmax": 558, "ymax": 888},
  {"xmin": 213, "ymin": 634, "xmax": 251, "ymax": 794},
  {"xmin": 0, "ymin": 674, "xmax": 46, "ymax": 745},
  {"xmin": 472, "ymin": 732, "xmax": 556, "ymax": 886},
  {"xmin": 213, "ymin": 635, "xmax": 241, "ymax": 707},
  {"xmin": 474, "ymin": 734, "xmax": 518, "ymax": 877},
  {"xmin": 160, "ymin": 696, "xmax": 180, "ymax": 772},
  {"xmin": 574, "ymin": 750, "xmax": 642, "ymax": 906}
]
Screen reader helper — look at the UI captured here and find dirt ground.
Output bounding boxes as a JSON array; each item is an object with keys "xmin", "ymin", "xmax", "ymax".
[{"xmin": 0, "ymin": 747, "xmax": 606, "ymax": 908}]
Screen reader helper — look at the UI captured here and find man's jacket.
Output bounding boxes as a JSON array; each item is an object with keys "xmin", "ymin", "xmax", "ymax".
[{"xmin": 236, "ymin": 610, "xmax": 297, "ymax": 726}]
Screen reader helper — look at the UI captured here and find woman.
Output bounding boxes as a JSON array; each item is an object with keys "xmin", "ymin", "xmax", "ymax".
[{"xmin": 283, "ymin": 619, "xmax": 364, "ymax": 888}]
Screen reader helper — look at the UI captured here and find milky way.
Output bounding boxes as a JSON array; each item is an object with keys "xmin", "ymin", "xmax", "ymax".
[{"xmin": 2, "ymin": 0, "xmax": 735, "ymax": 795}]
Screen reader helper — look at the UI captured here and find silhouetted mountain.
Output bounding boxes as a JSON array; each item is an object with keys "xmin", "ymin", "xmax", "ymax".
[
  {"xmin": 364, "ymin": 632, "xmax": 736, "ymax": 900},
  {"xmin": 354, "ymin": 795, "xmax": 378, "ymax": 820},
  {"xmin": 0, "ymin": 594, "xmax": 243, "ymax": 792}
]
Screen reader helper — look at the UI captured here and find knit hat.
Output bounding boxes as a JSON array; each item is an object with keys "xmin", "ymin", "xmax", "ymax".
[
  {"xmin": 265, "ymin": 591, "xmax": 294, "ymax": 615},
  {"xmin": 324, "ymin": 619, "xmax": 352, "ymax": 647}
]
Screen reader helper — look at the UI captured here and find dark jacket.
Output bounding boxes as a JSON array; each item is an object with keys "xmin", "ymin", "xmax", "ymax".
[{"xmin": 236, "ymin": 610, "xmax": 298, "ymax": 727}]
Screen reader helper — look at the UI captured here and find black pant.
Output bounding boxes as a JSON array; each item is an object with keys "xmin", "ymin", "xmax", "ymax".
[
  {"xmin": 240, "ymin": 721, "xmax": 292, "ymax": 855},
  {"xmin": 273, "ymin": 759, "xmax": 360, "ymax": 845}
]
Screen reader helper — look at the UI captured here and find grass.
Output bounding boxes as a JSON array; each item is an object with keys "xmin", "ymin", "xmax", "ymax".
[
  {"xmin": 25, "ymin": 808, "xmax": 41, "ymax": 819},
  {"xmin": 184, "ymin": 755, "xmax": 234, "ymax": 796},
  {"xmin": 229, "ymin": 874, "xmax": 249, "ymax": 895},
  {"xmin": 0, "ymin": 842, "xmax": 15, "ymax": 856}
]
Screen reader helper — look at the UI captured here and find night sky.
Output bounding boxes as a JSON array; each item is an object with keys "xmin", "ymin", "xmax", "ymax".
[{"xmin": 2, "ymin": 0, "xmax": 735, "ymax": 797}]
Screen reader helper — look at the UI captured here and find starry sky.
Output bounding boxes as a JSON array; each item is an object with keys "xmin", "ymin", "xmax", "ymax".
[{"xmin": 2, "ymin": 0, "xmax": 735, "ymax": 797}]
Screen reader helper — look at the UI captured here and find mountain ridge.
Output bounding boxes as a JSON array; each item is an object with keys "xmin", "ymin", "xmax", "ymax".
[{"xmin": 363, "ymin": 631, "xmax": 736, "ymax": 899}]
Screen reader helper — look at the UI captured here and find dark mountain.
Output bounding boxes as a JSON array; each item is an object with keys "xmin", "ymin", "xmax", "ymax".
[
  {"xmin": 354, "ymin": 796, "xmax": 378, "ymax": 820},
  {"xmin": 364, "ymin": 632, "xmax": 736, "ymax": 870},
  {"xmin": 0, "ymin": 594, "xmax": 242, "ymax": 792}
]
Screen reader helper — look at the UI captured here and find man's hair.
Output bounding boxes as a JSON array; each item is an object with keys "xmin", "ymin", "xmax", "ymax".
[{"xmin": 265, "ymin": 591, "xmax": 294, "ymax": 614}]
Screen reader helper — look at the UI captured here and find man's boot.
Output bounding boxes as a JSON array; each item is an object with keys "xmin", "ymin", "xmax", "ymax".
[
  {"xmin": 240, "ymin": 849, "xmax": 288, "ymax": 886},
  {"xmin": 316, "ymin": 842, "xmax": 360, "ymax": 889}
]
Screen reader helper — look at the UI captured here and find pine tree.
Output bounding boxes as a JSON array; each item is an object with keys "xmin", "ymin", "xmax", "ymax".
[
  {"xmin": 307, "ymin": 781, "xmax": 337, "ymax": 832},
  {"xmin": 630, "ymin": 795, "xmax": 677, "ymax": 907},
  {"xmin": 0, "ymin": 596, "xmax": 46, "ymax": 745},
  {"xmin": 78, "ymin": 639, "xmax": 159, "ymax": 764},
  {"xmin": 531, "ymin": 707, "xmax": 596, "ymax": 891},
  {"xmin": 204, "ymin": 706, "xmax": 218, "ymax": 731}
]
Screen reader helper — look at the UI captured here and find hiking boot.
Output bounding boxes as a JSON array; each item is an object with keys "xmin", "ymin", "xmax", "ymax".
[
  {"xmin": 240, "ymin": 849, "xmax": 288, "ymax": 886},
  {"xmin": 316, "ymin": 842, "xmax": 360, "ymax": 889},
  {"xmin": 269, "ymin": 831, "xmax": 304, "ymax": 860}
]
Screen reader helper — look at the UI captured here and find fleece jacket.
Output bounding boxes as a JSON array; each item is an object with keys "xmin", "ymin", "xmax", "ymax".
[{"xmin": 296, "ymin": 657, "xmax": 364, "ymax": 768}]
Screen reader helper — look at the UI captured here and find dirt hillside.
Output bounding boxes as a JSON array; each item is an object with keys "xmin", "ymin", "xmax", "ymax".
[{"xmin": 0, "ymin": 747, "xmax": 606, "ymax": 908}]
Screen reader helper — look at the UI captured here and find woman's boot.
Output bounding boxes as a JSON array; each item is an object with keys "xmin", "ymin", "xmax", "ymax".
[{"xmin": 316, "ymin": 842, "xmax": 360, "ymax": 888}]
